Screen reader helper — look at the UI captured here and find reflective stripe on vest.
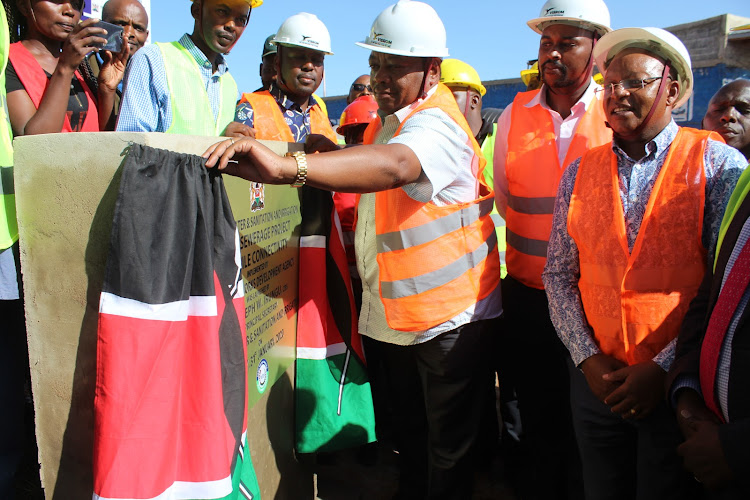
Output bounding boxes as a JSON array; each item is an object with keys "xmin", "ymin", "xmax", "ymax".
[
  {"xmin": 157, "ymin": 42, "xmax": 237, "ymax": 136},
  {"xmin": 0, "ymin": 7, "xmax": 16, "ymax": 249},
  {"xmin": 505, "ymin": 88, "xmax": 611, "ymax": 289},
  {"xmin": 8, "ymin": 42, "xmax": 99, "ymax": 133},
  {"xmin": 365, "ymin": 83, "xmax": 501, "ymax": 332},
  {"xmin": 238, "ymin": 91, "xmax": 337, "ymax": 143},
  {"xmin": 568, "ymin": 128, "xmax": 714, "ymax": 365}
]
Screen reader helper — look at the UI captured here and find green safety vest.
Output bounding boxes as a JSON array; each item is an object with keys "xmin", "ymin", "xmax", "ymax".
[
  {"xmin": 0, "ymin": 6, "xmax": 17, "ymax": 250},
  {"xmin": 480, "ymin": 123, "xmax": 507, "ymax": 278},
  {"xmin": 156, "ymin": 42, "xmax": 237, "ymax": 136},
  {"xmin": 715, "ymin": 162, "xmax": 750, "ymax": 271}
]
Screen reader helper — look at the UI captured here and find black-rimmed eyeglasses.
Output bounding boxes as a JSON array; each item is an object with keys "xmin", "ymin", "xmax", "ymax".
[{"xmin": 595, "ymin": 77, "xmax": 663, "ymax": 98}]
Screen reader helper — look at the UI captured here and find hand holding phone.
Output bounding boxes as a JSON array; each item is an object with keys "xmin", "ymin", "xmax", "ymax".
[{"xmin": 90, "ymin": 20, "xmax": 124, "ymax": 53}]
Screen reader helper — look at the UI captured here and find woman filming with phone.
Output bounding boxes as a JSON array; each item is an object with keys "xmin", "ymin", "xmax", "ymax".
[{"xmin": 2, "ymin": 0, "xmax": 129, "ymax": 135}]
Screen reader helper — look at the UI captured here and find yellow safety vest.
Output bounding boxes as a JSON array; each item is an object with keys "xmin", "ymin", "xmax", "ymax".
[
  {"xmin": 0, "ymin": 7, "xmax": 16, "ymax": 249},
  {"xmin": 156, "ymin": 42, "xmax": 237, "ymax": 136}
]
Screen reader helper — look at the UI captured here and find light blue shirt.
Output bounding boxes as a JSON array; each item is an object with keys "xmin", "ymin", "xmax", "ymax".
[
  {"xmin": 543, "ymin": 121, "xmax": 748, "ymax": 369},
  {"xmin": 116, "ymin": 34, "xmax": 230, "ymax": 132}
]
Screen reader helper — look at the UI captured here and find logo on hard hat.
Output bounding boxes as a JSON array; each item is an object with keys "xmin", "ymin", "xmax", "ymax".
[
  {"xmin": 371, "ymin": 32, "xmax": 392, "ymax": 48},
  {"xmin": 545, "ymin": 7, "xmax": 565, "ymax": 16},
  {"xmin": 300, "ymin": 35, "xmax": 319, "ymax": 47}
]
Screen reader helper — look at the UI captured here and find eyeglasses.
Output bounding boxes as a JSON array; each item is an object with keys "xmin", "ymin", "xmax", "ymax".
[
  {"xmin": 351, "ymin": 83, "xmax": 373, "ymax": 93},
  {"xmin": 595, "ymin": 77, "xmax": 663, "ymax": 98}
]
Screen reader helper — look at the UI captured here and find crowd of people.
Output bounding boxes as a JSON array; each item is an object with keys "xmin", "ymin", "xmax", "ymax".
[{"xmin": 1, "ymin": 0, "xmax": 750, "ymax": 498}]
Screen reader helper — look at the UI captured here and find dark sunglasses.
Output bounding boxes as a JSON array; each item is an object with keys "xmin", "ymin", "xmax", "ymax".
[{"xmin": 351, "ymin": 83, "xmax": 373, "ymax": 93}]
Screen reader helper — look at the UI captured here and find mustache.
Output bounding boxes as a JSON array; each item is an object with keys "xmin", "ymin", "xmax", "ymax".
[{"xmin": 542, "ymin": 60, "xmax": 567, "ymax": 74}]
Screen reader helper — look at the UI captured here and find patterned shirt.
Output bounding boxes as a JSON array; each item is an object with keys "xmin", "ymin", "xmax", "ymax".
[
  {"xmin": 543, "ymin": 120, "xmax": 747, "ymax": 369},
  {"xmin": 234, "ymin": 83, "xmax": 319, "ymax": 143},
  {"xmin": 116, "ymin": 34, "xmax": 230, "ymax": 132}
]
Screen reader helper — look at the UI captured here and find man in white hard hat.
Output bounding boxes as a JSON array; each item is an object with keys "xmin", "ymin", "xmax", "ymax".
[
  {"xmin": 492, "ymin": 1, "xmax": 613, "ymax": 497},
  {"xmin": 204, "ymin": 1, "xmax": 502, "ymax": 496},
  {"xmin": 116, "ymin": 0, "xmax": 257, "ymax": 137},
  {"xmin": 543, "ymin": 27, "xmax": 747, "ymax": 498},
  {"xmin": 234, "ymin": 13, "xmax": 335, "ymax": 144}
]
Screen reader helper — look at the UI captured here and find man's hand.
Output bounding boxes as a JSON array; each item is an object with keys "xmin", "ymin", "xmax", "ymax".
[
  {"xmin": 222, "ymin": 122, "xmax": 256, "ymax": 138},
  {"xmin": 603, "ymin": 361, "xmax": 665, "ymax": 419},
  {"xmin": 678, "ymin": 419, "xmax": 733, "ymax": 488},
  {"xmin": 305, "ymin": 134, "xmax": 340, "ymax": 153},
  {"xmin": 675, "ymin": 388, "xmax": 721, "ymax": 439},
  {"xmin": 203, "ymin": 138, "xmax": 295, "ymax": 184},
  {"xmin": 580, "ymin": 353, "xmax": 627, "ymax": 402}
]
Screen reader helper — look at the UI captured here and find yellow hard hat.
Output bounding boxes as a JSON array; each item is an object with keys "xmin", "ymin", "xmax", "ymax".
[
  {"xmin": 190, "ymin": 0, "xmax": 263, "ymax": 7},
  {"xmin": 520, "ymin": 61, "xmax": 538, "ymax": 87},
  {"xmin": 440, "ymin": 59, "xmax": 486, "ymax": 96}
]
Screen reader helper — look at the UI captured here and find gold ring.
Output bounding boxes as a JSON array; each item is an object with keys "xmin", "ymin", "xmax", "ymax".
[{"xmin": 630, "ymin": 409, "xmax": 636, "ymax": 415}]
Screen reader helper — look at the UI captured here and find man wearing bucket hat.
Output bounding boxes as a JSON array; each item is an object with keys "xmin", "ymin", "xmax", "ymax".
[
  {"xmin": 543, "ymin": 27, "xmax": 747, "ymax": 498},
  {"xmin": 116, "ymin": 0, "xmax": 259, "ymax": 136},
  {"xmin": 204, "ymin": 1, "xmax": 502, "ymax": 496},
  {"xmin": 492, "ymin": 1, "xmax": 613, "ymax": 497},
  {"xmin": 234, "ymin": 13, "xmax": 335, "ymax": 144}
]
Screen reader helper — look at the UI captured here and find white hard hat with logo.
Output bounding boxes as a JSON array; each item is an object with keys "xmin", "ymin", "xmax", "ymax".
[
  {"xmin": 356, "ymin": 0, "xmax": 449, "ymax": 58},
  {"xmin": 273, "ymin": 12, "xmax": 333, "ymax": 55},
  {"xmin": 527, "ymin": 0, "xmax": 611, "ymax": 37},
  {"xmin": 593, "ymin": 27, "xmax": 693, "ymax": 109}
]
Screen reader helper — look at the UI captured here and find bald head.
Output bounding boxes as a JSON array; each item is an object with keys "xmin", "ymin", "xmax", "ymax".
[
  {"xmin": 703, "ymin": 79, "xmax": 750, "ymax": 159},
  {"xmin": 347, "ymin": 75, "xmax": 372, "ymax": 104},
  {"xmin": 102, "ymin": 0, "xmax": 149, "ymax": 54}
]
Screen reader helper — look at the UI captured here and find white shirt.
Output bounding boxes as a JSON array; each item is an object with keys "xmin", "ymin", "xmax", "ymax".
[
  {"xmin": 355, "ymin": 86, "xmax": 503, "ymax": 345},
  {"xmin": 492, "ymin": 80, "xmax": 600, "ymax": 217}
]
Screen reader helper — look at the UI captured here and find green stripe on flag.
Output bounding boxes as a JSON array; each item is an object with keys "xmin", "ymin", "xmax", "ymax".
[{"xmin": 296, "ymin": 353, "xmax": 376, "ymax": 453}]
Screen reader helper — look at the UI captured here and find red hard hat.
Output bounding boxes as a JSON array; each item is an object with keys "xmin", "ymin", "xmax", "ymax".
[{"xmin": 337, "ymin": 95, "xmax": 379, "ymax": 134}]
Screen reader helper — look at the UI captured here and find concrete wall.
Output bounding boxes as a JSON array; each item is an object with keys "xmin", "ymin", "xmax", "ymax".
[{"xmin": 14, "ymin": 132, "xmax": 312, "ymax": 499}]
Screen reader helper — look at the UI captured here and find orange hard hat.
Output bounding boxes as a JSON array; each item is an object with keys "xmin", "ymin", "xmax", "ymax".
[{"xmin": 337, "ymin": 95, "xmax": 379, "ymax": 134}]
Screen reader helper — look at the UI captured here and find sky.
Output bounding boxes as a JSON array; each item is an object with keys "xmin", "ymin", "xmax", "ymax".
[{"xmin": 149, "ymin": 0, "xmax": 750, "ymax": 98}]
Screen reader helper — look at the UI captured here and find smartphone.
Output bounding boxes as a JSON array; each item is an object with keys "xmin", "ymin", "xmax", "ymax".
[{"xmin": 91, "ymin": 20, "xmax": 124, "ymax": 53}]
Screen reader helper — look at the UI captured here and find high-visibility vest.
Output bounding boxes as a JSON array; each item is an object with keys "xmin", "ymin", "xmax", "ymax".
[
  {"xmin": 505, "ymin": 89, "xmax": 611, "ymax": 289},
  {"xmin": 361, "ymin": 83, "xmax": 501, "ymax": 332},
  {"xmin": 156, "ymin": 42, "xmax": 237, "ymax": 136},
  {"xmin": 236, "ymin": 90, "xmax": 337, "ymax": 143},
  {"xmin": 8, "ymin": 42, "xmax": 100, "ymax": 133},
  {"xmin": 0, "ymin": 7, "xmax": 16, "ymax": 250},
  {"xmin": 568, "ymin": 128, "xmax": 717, "ymax": 365},
  {"xmin": 480, "ymin": 123, "xmax": 507, "ymax": 278}
]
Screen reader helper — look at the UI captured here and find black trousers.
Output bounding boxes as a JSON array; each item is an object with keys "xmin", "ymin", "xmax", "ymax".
[
  {"xmin": 497, "ymin": 275, "xmax": 583, "ymax": 499},
  {"xmin": 569, "ymin": 358, "xmax": 701, "ymax": 500},
  {"xmin": 367, "ymin": 320, "xmax": 490, "ymax": 500},
  {"xmin": 0, "ymin": 243, "xmax": 25, "ymax": 497}
]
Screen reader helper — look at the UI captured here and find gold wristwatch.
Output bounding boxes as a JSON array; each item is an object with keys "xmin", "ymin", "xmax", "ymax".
[{"xmin": 285, "ymin": 151, "xmax": 308, "ymax": 188}]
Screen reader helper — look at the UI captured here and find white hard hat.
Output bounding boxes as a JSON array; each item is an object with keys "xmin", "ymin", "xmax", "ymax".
[
  {"xmin": 594, "ymin": 27, "xmax": 693, "ymax": 110},
  {"xmin": 527, "ymin": 0, "xmax": 611, "ymax": 38},
  {"xmin": 273, "ymin": 12, "xmax": 333, "ymax": 55},
  {"xmin": 355, "ymin": 0, "xmax": 449, "ymax": 58}
]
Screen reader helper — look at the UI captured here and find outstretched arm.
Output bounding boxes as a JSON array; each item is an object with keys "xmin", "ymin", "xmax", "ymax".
[{"xmin": 203, "ymin": 137, "xmax": 423, "ymax": 193}]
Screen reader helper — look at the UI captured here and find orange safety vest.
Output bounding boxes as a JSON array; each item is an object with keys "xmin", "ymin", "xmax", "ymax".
[
  {"xmin": 505, "ymin": 89, "xmax": 611, "ymax": 289},
  {"xmin": 361, "ymin": 83, "xmax": 501, "ymax": 332},
  {"xmin": 568, "ymin": 128, "xmax": 718, "ymax": 365},
  {"xmin": 8, "ymin": 42, "xmax": 99, "ymax": 133},
  {"xmin": 236, "ymin": 90, "xmax": 336, "ymax": 143}
]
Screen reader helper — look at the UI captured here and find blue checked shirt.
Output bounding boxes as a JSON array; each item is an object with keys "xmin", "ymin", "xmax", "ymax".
[
  {"xmin": 543, "ymin": 120, "xmax": 748, "ymax": 370},
  {"xmin": 234, "ymin": 82, "xmax": 318, "ymax": 143},
  {"xmin": 116, "ymin": 34, "xmax": 231, "ymax": 132}
]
